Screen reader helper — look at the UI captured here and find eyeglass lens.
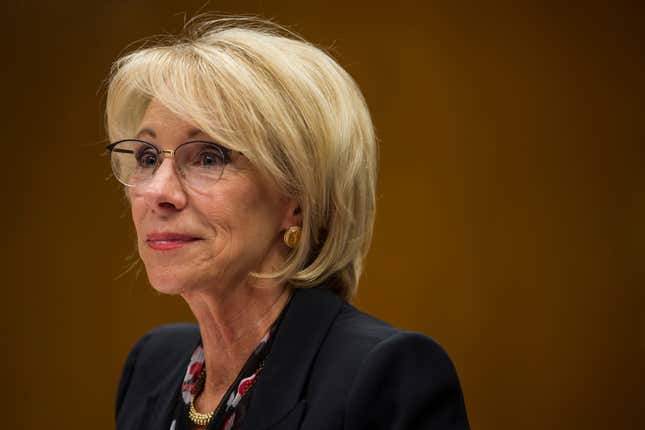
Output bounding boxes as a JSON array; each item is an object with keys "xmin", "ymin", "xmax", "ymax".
[{"xmin": 109, "ymin": 140, "xmax": 228, "ymax": 187}]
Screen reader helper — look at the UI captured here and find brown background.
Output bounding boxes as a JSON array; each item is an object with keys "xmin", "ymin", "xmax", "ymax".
[{"xmin": 3, "ymin": 1, "xmax": 644, "ymax": 429}]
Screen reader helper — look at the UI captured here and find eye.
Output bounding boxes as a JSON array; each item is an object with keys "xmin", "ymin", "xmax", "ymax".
[
  {"xmin": 183, "ymin": 143, "xmax": 230, "ymax": 169},
  {"xmin": 135, "ymin": 147, "xmax": 158, "ymax": 168},
  {"xmin": 199, "ymin": 149, "xmax": 224, "ymax": 167}
]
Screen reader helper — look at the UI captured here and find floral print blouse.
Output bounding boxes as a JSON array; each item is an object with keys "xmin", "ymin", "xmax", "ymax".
[{"xmin": 168, "ymin": 319, "xmax": 280, "ymax": 430}]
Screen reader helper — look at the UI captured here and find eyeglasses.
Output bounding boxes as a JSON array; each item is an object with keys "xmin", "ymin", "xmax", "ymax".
[{"xmin": 106, "ymin": 139, "xmax": 233, "ymax": 188}]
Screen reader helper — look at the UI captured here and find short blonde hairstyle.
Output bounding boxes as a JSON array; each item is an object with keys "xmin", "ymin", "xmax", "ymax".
[{"xmin": 105, "ymin": 17, "xmax": 377, "ymax": 301}]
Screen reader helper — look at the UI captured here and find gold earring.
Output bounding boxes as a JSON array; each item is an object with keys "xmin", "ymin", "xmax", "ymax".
[{"xmin": 283, "ymin": 226, "xmax": 302, "ymax": 248}]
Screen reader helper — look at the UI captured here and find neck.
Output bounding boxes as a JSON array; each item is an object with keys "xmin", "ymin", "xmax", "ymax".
[{"xmin": 181, "ymin": 278, "xmax": 292, "ymax": 404}]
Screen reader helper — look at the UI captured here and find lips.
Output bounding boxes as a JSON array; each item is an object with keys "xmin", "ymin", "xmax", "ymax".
[{"xmin": 145, "ymin": 232, "xmax": 201, "ymax": 251}]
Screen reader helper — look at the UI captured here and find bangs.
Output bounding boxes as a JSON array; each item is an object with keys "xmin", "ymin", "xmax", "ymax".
[{"xmin": 106, "ymin": 40, "xmax": 289, "ymax": 188}]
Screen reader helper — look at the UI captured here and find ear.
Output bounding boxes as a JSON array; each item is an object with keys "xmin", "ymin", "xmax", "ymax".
[{"xmin": 280, "ymin": 198, "xmax": 302, "ymax": 230}]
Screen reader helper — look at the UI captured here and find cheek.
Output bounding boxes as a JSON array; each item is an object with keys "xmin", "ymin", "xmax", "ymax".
[
  {"xmin": 129, "ymin": 194, "xmax": 146, "ymax": 236},
  {"xmin": 191, "ymin": 188, "xmax": 235, "ymax": 231},
  {"xmin": 195, "ymin": 178, "xmax": 284, "ymax": 251},
  {"xmin": 214, "ymin": 188, "xmax": 275, "ymax": 228}
]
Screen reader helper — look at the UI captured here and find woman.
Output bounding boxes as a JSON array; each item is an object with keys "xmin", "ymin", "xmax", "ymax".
[{"xmin": 106, "ymin": 18, "xmax": 470, "ymax": 430}]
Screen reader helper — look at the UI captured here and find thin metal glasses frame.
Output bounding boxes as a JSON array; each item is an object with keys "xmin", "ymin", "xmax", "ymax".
[{"xmin": 105, "ymin": 138, "xmax": 234, "ymax": 187}]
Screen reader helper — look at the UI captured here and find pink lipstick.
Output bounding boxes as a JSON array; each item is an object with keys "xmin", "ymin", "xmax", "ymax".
[{"xmin": 146, "ymin": 233, "xmax": 201, "ymax": 251}]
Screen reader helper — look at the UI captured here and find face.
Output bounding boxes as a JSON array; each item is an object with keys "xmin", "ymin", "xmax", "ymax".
[{"xmin": 128, "ymin": 100, "xmax": 298, "ymax": 295}]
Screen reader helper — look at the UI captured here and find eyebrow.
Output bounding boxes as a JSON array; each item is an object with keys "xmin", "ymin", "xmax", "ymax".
[
  {"xmin": 134, "ymin": 128, "xmax": 205, "ymax": 140},
  {"xmin": 187, "ymin": 128, "xmax": 204, "ymax": 139},
  {"xmin": 135, "ymin": 128, "xmax": 156, "ymax": 139}
]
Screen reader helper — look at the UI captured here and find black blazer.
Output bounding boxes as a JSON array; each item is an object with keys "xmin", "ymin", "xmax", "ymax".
[{"xmin": 116, "ymin": 287, "xmax": 470, "ymax": 430}]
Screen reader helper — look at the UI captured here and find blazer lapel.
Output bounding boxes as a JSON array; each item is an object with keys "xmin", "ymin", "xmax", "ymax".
[
  {"xmin": 241, "ymin": 287, "xmax": 344, "ymax": 430},
  {"xmin": 146, "ymin": 331, "xmax": 202, "ymax": 430}
]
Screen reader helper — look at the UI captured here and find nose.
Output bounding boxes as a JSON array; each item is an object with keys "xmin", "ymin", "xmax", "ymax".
[{"xmin": 138, "ymin": 159, "xmax": 187, "ymax": 212}]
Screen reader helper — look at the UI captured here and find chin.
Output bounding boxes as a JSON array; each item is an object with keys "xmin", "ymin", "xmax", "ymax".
[
  {"xmin": 144, "ymin": 265, "xmax": 201, "ymax": 295},
  {"xmin": 148, "ymin": 279, "xmax": 186, "ymax": 295}
]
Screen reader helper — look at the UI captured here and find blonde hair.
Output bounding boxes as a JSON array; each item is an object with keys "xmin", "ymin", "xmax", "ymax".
[{"xmin": 105, "ymin": 17, "xmax": 377, "ymax": 301}]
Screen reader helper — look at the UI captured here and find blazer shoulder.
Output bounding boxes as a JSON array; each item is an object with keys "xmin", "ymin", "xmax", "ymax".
[
  {"xmin": 329, "ymin": 303, "xmax": 458, "ymax": 368},
  {"xmin": 318, "ymin": 303, "xmax": 459, "ymax": 380},
  {"xmin": 311, "ymin": 303, "xmax": 409, "ymax": 377},
  {"xmin": 301, "ymin": 301, "xmax": 469, "ymax": 429},
  {"xmin": 120, "ymin": 323, "xmax": 200, "ymax": 372},
  {"xmin": 116, "ymin": 323, "xmax": 200, "ymax": 421},
  {"xmin": 136, "ymin": 323, "xmax": 200, "ymax": 361},
  {"xmin": 333, "ymin": 302, "xmax": 399, "ymax": 341},
  {"xmin": 304, "ymin": 303, "xmax": 398, "ymax": 401},
  {"xmin": 344, "ymin": 330, "xmax": 470, "ymax": 429}
]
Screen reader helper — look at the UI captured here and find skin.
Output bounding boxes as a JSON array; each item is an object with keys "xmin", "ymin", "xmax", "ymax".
[{"xmin": 129, "ymin": 99, "xmax": 301, "ymax": 416}]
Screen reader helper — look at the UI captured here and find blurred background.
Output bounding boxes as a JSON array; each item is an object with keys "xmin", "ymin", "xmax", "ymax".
[{"xmin": 3, "ymin": 1, "xmax": 644, "ymax": 429}]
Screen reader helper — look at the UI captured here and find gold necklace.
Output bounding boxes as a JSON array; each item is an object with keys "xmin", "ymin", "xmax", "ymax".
[
  {"xmin": 188, "ymin": 361, "xmax": 265, "ymax": 427},
  {"xmin": 188, "ymin": 399, "xmax": 217, "ymax": 427},
  {"xmin": 188, "ymin": 369, "xmax": 217, "ymax": 427}
]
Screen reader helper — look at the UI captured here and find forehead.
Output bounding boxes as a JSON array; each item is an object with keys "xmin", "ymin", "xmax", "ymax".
[{"xmin": 136, "ymin": 99, "xmax": 207, "ymax": 141}]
